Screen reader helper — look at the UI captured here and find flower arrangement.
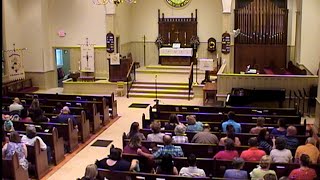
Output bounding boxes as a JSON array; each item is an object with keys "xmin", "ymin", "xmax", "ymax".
[
  {"xmin": 155, "ymin": 34, "xmax": 164, "ymax": 48},
  {"xmin": 190, "ymin": 35, "xmax": 200, "ymax": 49}
]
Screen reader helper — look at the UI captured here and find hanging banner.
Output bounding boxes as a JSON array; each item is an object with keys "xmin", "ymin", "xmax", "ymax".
[
  {"xmin": 5, "ymin": 50, "xmax": 25, "ymax": 81},
  {"xmin": 80, "ymin": 45, "xmax": 95, "ymax": 72}
]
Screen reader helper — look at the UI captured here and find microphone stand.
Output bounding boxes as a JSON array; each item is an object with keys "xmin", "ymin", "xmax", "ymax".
[{"xmin": 154, "ymin": 75, "xmax": 159, "ymax": 107}]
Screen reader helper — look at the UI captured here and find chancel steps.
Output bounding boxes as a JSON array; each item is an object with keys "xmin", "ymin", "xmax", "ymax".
[{"xmin": 128, "ymin": 82, "xmax": 194, "ymax": 99}]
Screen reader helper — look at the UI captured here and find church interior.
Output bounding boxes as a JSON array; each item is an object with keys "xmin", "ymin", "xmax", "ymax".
[{"xmin": 2, "ymin": 0, "xmax": 320, "ymax": 179}]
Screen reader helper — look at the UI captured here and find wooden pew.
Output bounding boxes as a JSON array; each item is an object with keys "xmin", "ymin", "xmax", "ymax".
[
  {"xmin": 2, "ymin": 153, "xmax": 29, "ymax": 180},
  {"xmin": 26, "ymin": 139, "xmax": 50, "ymax": 179},
  {"xmin": 11, "ymin": 119, "xmax": 79, "ymax": 153},
  {"xmin": 11, "ymin": 128, "xmax": 65, "ymax": 165},
  {"xmin": 142, "ymin": 114, "xmax": 306, "ymax": 135},
  {"xmin": 154, "ymin": 104, "xmax": 297, "ymax": 116},
  {"xmin": 138, "ymin": 128, "xmax": 309, "ymax": 148},
  {"xmin": 122, "ymin": 154, "xmax": 320, "ymax": 178},
  {"xmin": 97, "ymin": 168, "xmax": 222, "ymax": 180},
  {"xmin": 122, "ymin": 137, "xmax": 249, "ymax": 158},
  {"xmin": 7, "ymin": 92, "xmax": 117, "ymax": 120},
  {"xmin": 150, "ymin": 109, "xmax": 301, "ymax": 125}
]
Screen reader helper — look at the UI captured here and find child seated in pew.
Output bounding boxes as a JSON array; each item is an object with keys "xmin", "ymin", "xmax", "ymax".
[
  {"xmin": 223, "ymin": 157, "xmax": 248, "ymax": 179},
  {"xmin": 250, "ymin": 117, "xmax": 266, "ymax": 134},
  {"xmin": 219, "ymin": 124, "xmax": 241, "ymax": 147},
  {"xmin": 214, "ymin": 138, "xmax": 239, "ymax": 160}
]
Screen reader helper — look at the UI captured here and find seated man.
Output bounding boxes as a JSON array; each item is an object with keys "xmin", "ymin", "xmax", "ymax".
[
  {"xmin": 179, "ymin": 153, "xmax": 206, "ymax": 177},
  {"xmin": 9, "ymin": 97, "xmax": 24, "ymax": 114},
  {"xmin": 191, "ymin": 123, "xmax": 219, "ymax": 144},
  {"xmin": 285, "ymin": 126, "xmax": 299, "ymax": 155},
  {"xmin": 295, "ymin": 137, "xmax": 320, "ymax": 164},
  {"xmin": 222, "ymin": 111, "xmax": 241, "ymax": 133},
  {"xmin": 240, "ymin": 137, "xmax": 266, "ymax": 161},
  {"xmin": 137, "ymin": 134, "xmax": 184, "ymax": 159},
  {"xmin": 52, "ymin": 106, "xmax": 78, "ymax": 128}
]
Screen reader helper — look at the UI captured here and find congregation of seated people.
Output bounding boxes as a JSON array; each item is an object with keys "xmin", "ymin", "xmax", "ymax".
[{"xmin": 86, "ymin": 112, "xmax": 320, "ymax": 179}]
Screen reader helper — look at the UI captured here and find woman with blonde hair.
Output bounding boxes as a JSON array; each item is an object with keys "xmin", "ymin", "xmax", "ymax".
[
  {"xmin": 250, "ymin": 155, "xmax": 277, "ymax": 180},
  {"xmin": 78, "ymin": 164, "xmax": 98, "ymax": 180}
]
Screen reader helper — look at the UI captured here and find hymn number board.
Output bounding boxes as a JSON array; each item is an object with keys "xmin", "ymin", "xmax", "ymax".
[
  {"xmin": 106, "ymin": 32, "xmax": 115, "ymax": 53},
  {"xmin": 221, "ymin": 32, "xmax": 231, "ymax": 54}
]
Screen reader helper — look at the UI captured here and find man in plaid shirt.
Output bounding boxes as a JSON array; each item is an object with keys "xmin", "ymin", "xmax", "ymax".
[{"xmin": 137, "ymin": 135, "xmax": 184, "ymax": 159}]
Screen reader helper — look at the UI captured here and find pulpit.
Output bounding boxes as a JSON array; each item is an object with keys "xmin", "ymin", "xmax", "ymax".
[{"xmin": 109, "ymin": 54, "xmax": 133, "ymax": 82}]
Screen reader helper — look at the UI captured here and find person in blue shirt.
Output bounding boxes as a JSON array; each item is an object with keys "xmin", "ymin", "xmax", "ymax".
[
  {"xmin": 222, "ymin": 111, "xmax": 241, "ymax": 133},
  {"xmin": 186, "ymin": 115, "xmax": 203, "ymax": 132},
  {"xmin": 52, "ymin": 106, "xmax": 78, "ymax": 128}
]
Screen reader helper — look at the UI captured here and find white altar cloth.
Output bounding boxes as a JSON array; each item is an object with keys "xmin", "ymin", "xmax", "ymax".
[{"xmin": 159, "ymin": 48, "xmax": 193, "ymax": 57}]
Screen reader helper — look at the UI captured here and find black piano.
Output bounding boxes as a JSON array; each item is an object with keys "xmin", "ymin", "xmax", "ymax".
[{"xmin": 226, "ymin": 88, "xmax": 286, "ymax": 107}]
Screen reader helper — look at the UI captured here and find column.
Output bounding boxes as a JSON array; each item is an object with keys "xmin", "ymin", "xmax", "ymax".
[{"xmin": 221, "ymin": 0, "xmax": 234, "ymax": 73}]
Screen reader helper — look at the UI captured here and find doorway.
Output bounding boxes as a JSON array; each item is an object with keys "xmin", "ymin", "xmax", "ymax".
[{"xmin": 55, "ymin": 48, "xmax": 70, "ymax": 87}]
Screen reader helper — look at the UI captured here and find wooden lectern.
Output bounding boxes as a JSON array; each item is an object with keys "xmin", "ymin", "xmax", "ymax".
[{"xmin": 109, "ymin": 53, "xmax": 133, "ymax": 82}]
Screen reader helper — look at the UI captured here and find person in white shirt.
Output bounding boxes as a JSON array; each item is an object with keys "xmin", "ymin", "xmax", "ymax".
[
  {"xmin": 179, "ymin": 153, "xmax": 206, "ymax": 177},
  {"xmin": 21, "ymin": 125, "xmax": 47, "ymax": 150},
  {"xmin": 270, "ymin": 137, "xmax": 292, "ymax": 163},
  {"xmin": 9, "ymin": 97, "xmax": 24, "ymax": 113}
]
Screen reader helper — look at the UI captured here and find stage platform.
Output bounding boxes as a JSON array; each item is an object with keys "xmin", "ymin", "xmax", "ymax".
[{"xmin": 63, "ymin": 79, "xmax": 123, "ymax": 95}]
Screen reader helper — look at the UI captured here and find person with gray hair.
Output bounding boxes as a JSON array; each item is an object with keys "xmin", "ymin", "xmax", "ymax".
[
  {"xmin": 223, "ymin": 157, "xmax": 248, "ymax": 179},
  {"xmin": 285, "ymin": 126, "xmax": 299, "ymax": 154},
  {"xmin": 9, "ymin": 97, "xmax": 24, "ymax": 113},
  {"xmin": 191, "ymin": 123, "xmax": 219, "ymax": 144},
  {"xmin": 172, "ymin": 123, "xmax": 188, "ymax": 143},
  {"xmin": 294, "ymin": 137, "xmax": 320, "ymax": 164},
  {"xmin": 21, "ymin": 125, "xmax": 47, "ymax": 150}
]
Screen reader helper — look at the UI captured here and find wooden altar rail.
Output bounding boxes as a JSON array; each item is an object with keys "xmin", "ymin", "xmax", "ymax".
[{"xmin": 217, "ymin": 64, "xmax": 318, "ymax": 101}]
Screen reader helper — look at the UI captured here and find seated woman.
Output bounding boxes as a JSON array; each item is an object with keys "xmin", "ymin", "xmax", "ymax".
[
  {"xmin": 250, "ymin": 155, "xmax": 277, "ymax": 180},
  {"xmin": 123, "ymin": 134, "xmax": 150, "ymax": 154},
  {"xmin": 20, "ymin": 108, "xmax": 32, "ymax": 122},
  {"xmin": 257, "ymin": 129, "xmax": 275, "ymax": 155},
  {"xmin": 288, "ymin": 154, "xmax": 317, "ymax": 180},
  {"xmin": 164, "ymin": 114, "xmax": 180, "ymax": 130},
  {"xmin": 126, "ymin": 122, "xmax": 146, "ymax": 140},
  {"xmin": 250, "ymin": 117, "xmax": 265, "ymax": 134},
  {"xmin": 172, "ymin": 124, "xmax": 188, "ymax": 143},
  {"xmin": 213, "ymin": 138, "xmax": 239, "ymax": 160},
  {"xmin": 147, "ymin": 121, "xmax": 165, "ymax": 142},
  {"xmin": 219, "ymin": 124, "xmax": 241, "ymax": 146},
  {"xmin": 155, "ymin": 154, "xmax": 178, "ymax": 175},
  {"xmin": 270, "ymin": 137, "xmax": 292, "ymax": 163},
  {"xmin": 78, "ymin": 164, "xmax": 98, "ymax": 180},
  {"xmin": 271, "ymin": 118, "xmax": 287, "ymax": 137},
  {"xmin": 2, "ymin": 131, "xmax": 28, "ymax": 170},
  {"xmin": 223, "ymin": 157, "xmax": 248, "ymax": 179},
  {"xmin": 95, "ymin": 145, "xmax": 139, "ymax": 171},
  {"xmin": 186, "ymin": 115, "xmax": 203, "ymax": 132}
]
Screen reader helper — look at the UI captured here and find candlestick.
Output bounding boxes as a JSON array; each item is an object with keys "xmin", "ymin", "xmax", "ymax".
[
  {"xmin": 184, "ymin": 32, "xmax": 187, "ymax": 46},
  {"xmin": 168, "ymin": 32, "xmax": 171, "ymax": 44},
  {"xmin": 216, "ymin": 54, "xmax": 219, "ymax": 59}
]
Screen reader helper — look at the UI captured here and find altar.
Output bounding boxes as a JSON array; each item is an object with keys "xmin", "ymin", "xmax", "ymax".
[{"xmin": 159, "ymin": 47, "xmax": 193, "ymax": 66}]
